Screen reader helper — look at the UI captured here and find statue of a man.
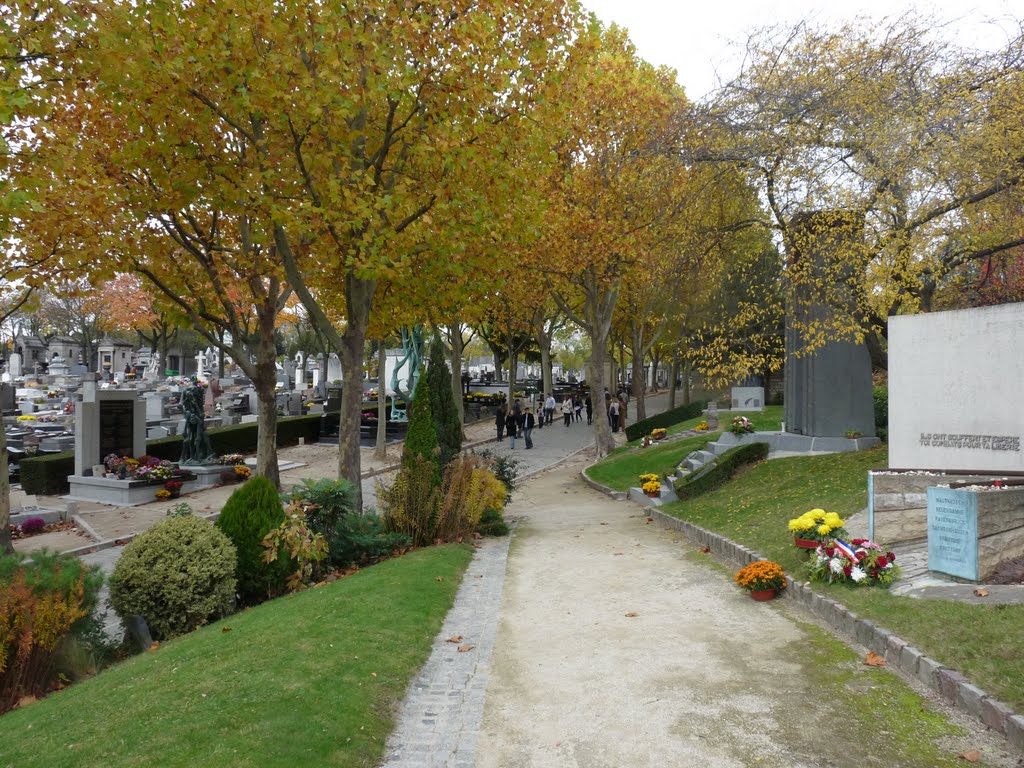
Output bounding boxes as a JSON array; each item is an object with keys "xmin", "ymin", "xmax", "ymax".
[{"xmin": 180, "ymin": 381, "xmax": 216, "ymax": 465}]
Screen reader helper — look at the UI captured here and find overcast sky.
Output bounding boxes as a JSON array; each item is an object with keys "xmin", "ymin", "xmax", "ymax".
[{"xmin": 581, "ymin": 0, "xmax": 1021, "ymax": 100}]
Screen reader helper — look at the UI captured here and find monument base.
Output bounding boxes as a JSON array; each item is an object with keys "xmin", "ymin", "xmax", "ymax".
[{"xmin": 66, "ymin": 474, "xmax": 201, "ymax": 507}]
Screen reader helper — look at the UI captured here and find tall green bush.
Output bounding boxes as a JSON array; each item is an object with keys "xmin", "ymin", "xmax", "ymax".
[
  {"xmin": 215, "ymin": 476, "xmax": 290, "ymax": 604},
  {"xmin": 401, "ymin": 361, "xmax": 440, "ymax": 481},
  {"xmin": 873, "ymin": 384, "xmax": 888, "ymax": 440},
  {"xmin": 110, "ymin": 515, "xmax": 236, "ymax": 640},
  {"xmin": 426, "ymin": 334, "xmax": 462, "ymax": 468}
]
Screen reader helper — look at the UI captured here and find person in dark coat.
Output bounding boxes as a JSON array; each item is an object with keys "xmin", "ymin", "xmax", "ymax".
[
  {"xmin": 495, "ymin": 403, "xmax": 507, "ymax": 443},
  {"xmin": 506, "ymin": 408, "xmax": 519, "ymax": 449},
  {"xmin": 585, "ymin": 394, "xmax": 593, "ymax": 425},
  {"xmin": 524, "ymin": 407, "xmax": 535, "ymax": 449}
]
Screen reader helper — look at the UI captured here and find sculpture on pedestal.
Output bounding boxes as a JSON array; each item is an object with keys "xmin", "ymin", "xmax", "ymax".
[{"xmin": 180, "ymin": 381, "xmax": 217, "ymax": 465}]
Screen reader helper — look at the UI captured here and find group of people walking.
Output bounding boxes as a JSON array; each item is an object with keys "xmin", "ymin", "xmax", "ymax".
[
  {"xmin": 495, "ymin": 399, "xmax": 536, "ymax": 449},
  {"xmin": 495, "ymin": 391, "xmax": 607, "ymax": 449}
]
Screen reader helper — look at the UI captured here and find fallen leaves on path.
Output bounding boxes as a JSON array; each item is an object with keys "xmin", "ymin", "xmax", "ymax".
[
  {"xmin": 863, "ymin": 652, "xmax": 886, "ymax": 667},
  {"xmin": 624, "ymin": 612, "xmax": 639, "ymax": 618},
  {"xmin": 446, "ymin": 635, "xmax": 464, "ymax": 643},
  {"xmin": 699, "ymin": 546, "xmax": 711, "ymax": 553},
  {"xmin": 457, "ymin": 644, "xmax": 475, "ymax": 652},
  {"xmin": 435, "ymin": 577, "xmax": 445, "ymax": 581},
  {"xmin": 973, "ymin": 588, "xmax": 989, "ymax": 597},
  {"xmin": 957, "ymin": 749, "xmax": 982, "ymax": 762}
]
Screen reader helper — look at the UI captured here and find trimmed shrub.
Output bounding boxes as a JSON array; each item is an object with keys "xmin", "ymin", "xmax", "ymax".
[
  {"xmin": 673, "ymin": 441, "xmax": 769, "ymax": 501},
  {"xmin": 215, "ymin": 476, "xmax": 290, "ymax": 604},
  {"xmin": 328, "ymin": 513, "xmax": 413, "ymax": 568},
  {"xmin": 476, "ymin": 507, "xmax": 509, "ymax": 537},
  {"xmin": 0, "ymin": 550, "xmax": 103, "ymax": 713},
  {"xmin": 17, "ymin": 453, "xmax": 74, "ymax": 496},
  {"xmin": 109, "ymin": 515, "xmax": 236, "ymax": 641},
  {"xmin": 625, "ymin": 400, "xmax": 706, "ymax": 442}
]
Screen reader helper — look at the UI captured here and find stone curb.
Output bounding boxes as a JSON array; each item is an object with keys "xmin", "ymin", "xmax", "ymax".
[
  {"xmin": 622, "ymin": 501, "xmax": 1023, "ymax": 751},
  {"xmin": 579, "ymin": 468, "xmax": 628, "ymax": 500}
]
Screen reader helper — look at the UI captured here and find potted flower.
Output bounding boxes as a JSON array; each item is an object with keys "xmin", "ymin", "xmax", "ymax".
[
  {"xmin": 234, "ymin": 465, "xmax": 252, "ymax": 480},
  {"xmin": 787, "ymin": 508, "xmax": 849, "ymax": 548},
  {"xmin": 735, "ymin": 560, "xmax": 787, "ymax": 600},
  {"xmin": 808, "ymin": 539, "xmax": 900, "ymax": 587},
  {"xmin": 650, "ymin": 428, "xmax": 667, "ymax": 441},
  {"xmin": 641, "ymin": 479, "xmax": 661, "ymax": 498},
  {"xmin": 694, "ymin": 422, "xmax": 709, "ymax": 432},
  {"xmin": 164, "ymin": 479, "xmax": 184, "ymax": 499},
  {"xmin": 730, "ymin": 415, "xmax": 754, "ymax": 435},
  {"xmin": 154, "ymin": 488, "xmax": 172, "ymax": 501}
]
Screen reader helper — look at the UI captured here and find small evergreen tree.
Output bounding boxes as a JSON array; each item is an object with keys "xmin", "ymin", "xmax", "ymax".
[
  {"xmin": 426, "ymin": 334, "xmax": 463, "ymax": 468},
  {"xmin": 401, "ymin": 358, "xmax": 440, "ymax": 482},
  {"xmin": 215, "ymin": 476, "xmax": 290, "ymax": 604}
]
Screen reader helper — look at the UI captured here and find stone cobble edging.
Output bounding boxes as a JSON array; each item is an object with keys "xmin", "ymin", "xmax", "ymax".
[
  {"xmin": 580, "ymin": 466, "xmax": 1024, "ymax": 752},
  {"xmin": 646, "ymin": 505, "xmax": 1024, "ymax": 751}
]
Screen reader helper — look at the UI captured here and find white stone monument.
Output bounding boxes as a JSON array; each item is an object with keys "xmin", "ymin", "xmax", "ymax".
[
  {"xmin": 72, "ymin": 374, "xmax": 147, "ymax": 477},
  {"xmin": 327, "ymin": 353, "xmax": 342, "ymax": 384},
  {"xmin": 8, "ymin": 352, "xmax": 22, "ymax": 379},
  {"xmin": 294, "ymin": 351, "xmax": 305, "ymax": 391}
]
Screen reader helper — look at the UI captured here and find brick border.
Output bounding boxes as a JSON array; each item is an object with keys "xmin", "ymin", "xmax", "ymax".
[{"xmin": 581, "ymin": 465, "xmax": 1024, "ymax": 752}]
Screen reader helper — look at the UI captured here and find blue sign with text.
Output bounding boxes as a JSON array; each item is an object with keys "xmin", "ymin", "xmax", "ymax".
[{"xmin": 927, "ymin": 487, "xmax": 978, "ymax": 581}]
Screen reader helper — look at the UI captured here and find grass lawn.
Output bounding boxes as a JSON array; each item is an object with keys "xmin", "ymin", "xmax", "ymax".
[
  {"xmin": 648, "ymin": 446, "xmax": 1024, "ymax": 712},
  {"xmin": 0, "ymin": 544, "xmax": 474, "ymax": 768},
  {"xmin": 586, "ymin": 433, "xmax": 713, "ymax": 490},
  {"xmin": 588, "ymin": 406, "xmax": 786, "ymax": 492}
]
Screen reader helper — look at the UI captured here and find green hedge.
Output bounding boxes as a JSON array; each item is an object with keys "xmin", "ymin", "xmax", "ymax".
[
  {"xmin": 673, "ymin": 441, "xmax": 769, "ymax": 501},
  {"xmin": 19, "ymin": 414, "xmax": 327, "ymax": 496},
  {"xmin": 625, "ymin": 400, "xmax": 706, "ymax": 442}
]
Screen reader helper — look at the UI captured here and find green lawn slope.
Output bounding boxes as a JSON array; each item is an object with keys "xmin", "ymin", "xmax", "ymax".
[{"xmin": 0, "ymin": 544, "xmax": 474, "ymax": 768}]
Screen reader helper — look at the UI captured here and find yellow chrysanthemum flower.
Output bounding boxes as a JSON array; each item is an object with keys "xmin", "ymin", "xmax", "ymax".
[{"xmin": 817, "ymin": 524, "xmax": 831, "ymax": 535}]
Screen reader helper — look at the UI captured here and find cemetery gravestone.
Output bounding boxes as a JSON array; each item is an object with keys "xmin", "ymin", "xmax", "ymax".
[{"xmin": 73, "ymin": 375, "xmax": 146, "ymax": 477}]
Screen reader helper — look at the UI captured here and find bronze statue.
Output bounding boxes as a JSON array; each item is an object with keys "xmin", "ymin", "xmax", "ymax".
[{"xmin": 180, "ymin": 382, "xmax": 216, "ymax": 465}]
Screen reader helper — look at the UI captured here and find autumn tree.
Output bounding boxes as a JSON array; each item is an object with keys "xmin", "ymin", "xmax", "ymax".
[
  {"xmin": 536, "ymin": 21, "xmax": 691, "ymax": 455},
  {"xmin": 698, "ymin": 17, "xmax": 1024, "ymax": 362}
]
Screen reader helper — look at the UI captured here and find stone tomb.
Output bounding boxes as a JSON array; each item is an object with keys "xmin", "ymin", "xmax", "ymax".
[{"xmin": 72, "ymin": 376, "xmax": 146, "ymax": 477}]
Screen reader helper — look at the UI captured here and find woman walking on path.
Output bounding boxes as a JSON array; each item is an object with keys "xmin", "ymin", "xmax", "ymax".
[
  {"xmin": 585, "ymin": 394, "xmax": 593, "ymax": 425},
  {"xmin": 495, "ymin": 403, "xmax": 507, "ymax": 443},
  {"xmin": 506, "ymin": 408, "xmax": 519, "ymax": 449},
  {"xmin": 609, "ymin": 397, "xmax": 620, "ymax": 433},
  {"xmin": 523, "ymin": 407, "xmax": 535, "ymax": 449},
  {"xmin": 562, "ymin": 395, "xmax": 574, "ymax": 427}
]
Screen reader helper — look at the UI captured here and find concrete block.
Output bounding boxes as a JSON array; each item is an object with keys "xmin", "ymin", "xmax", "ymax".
[
  {"xmin": 917, "ymin": 656, "xmax": 943, "ymax": 689},
  {"xmin": 899, "ymin": 645, "xmax": 923, "ymax": 676},
  {"xmin": 1006, "ymin": 715, "xmax": 1024, "ymax": 751},
  {"xmin": 981, "ymin": 697, "xmax": 1014, "ymax": 734},
  {"xmin": 884, "ymin": 635, "xmax": 907, "ymax": 666},
  {"xmin": 936, "ymin": 668, "xmax": 969, "ymax": 703},
  {"xmin": 853, "ymin": 619, "xmax": 877, "ymax": 649},
  {"xmin": 955, "ymin": 682, "xmax": 986, "ymax": 719}
]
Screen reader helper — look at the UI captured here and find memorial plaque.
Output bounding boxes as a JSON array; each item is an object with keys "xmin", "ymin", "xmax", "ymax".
[
  {"xmin": 927, "ymin": 487, "xmax": 978, "ymax": 580},
  {"xmin": 99, "ymin": 399, "xmax": 136, "ymax": 459}
]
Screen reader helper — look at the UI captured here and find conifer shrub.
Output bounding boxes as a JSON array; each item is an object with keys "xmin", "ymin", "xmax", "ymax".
[
  {"xmin": 426, "ymin": 334, "xmax": 462, "ymax": 468},
  {"xmin": 110, "ymin": 515, "xmax": 237, "ymax": 641},
  {"xmin": 401, "ymin": 363, "xmax": 440, "ymax": 483},
  {"xmin": 215, "ymin": 475, "xmax": 290, "ymax": 603}
]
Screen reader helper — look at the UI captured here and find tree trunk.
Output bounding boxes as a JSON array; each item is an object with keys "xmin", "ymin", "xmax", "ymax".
[
  {"xmin": 447, "ymin": 325, "xmax": 466, "ymax": 435},
  {"xmin": 538, "ymin": 327, "xmax": 554, "ymax": 400},
  {"xmin": 251, "ymin": 311, "xmax": 282, "ymax": 488},
  {"xmin": 630, "ymin": 326, "xmax": 647, "ymax": 423},
  {"xmin": 336, "ymin": 279, "xmax": 373, "ymax": 514},
  {"xmin": 588, "ymin": 330, "xmax": 615, "ymax": 456},
  {"xmin": 668, "ymin": 353, "xmax": 678, "ymax": 410},
  {"xmin": 682, "ymin": 358, "xmax": 692, "ymax": 405},
  {"xmin": 374, "ymin": 341, "xmax": 387, "ymax": 461},
  {"xmin": 0, "ymin": 425, "xmax": 12, "ymax": 555},
  {"xmin": 506, "ymin": 348, "xmax": 518, "ymax": 406}
]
